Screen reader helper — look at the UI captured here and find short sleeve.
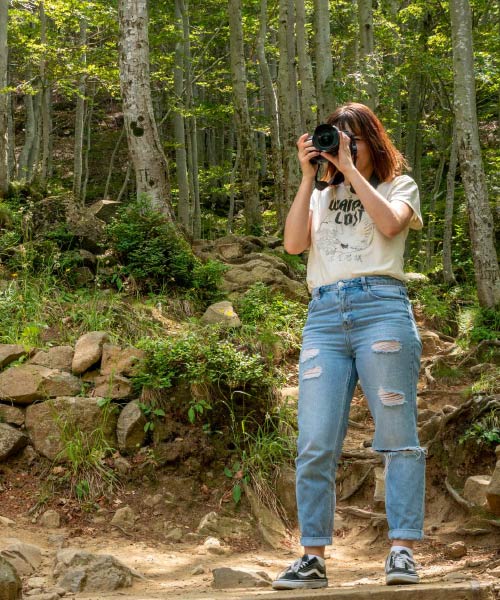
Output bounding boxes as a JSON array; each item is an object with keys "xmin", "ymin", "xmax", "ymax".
[
  {"xmin": 309, "ymin": 187, "xmax": 320, "ymax": 211},
  {"xmin": 387, "ymin": 175, "xmax": 423, "ymax": 230}
]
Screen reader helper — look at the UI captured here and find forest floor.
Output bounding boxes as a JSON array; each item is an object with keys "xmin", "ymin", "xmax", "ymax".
[{"xmin": 0, "ymin": 310, "xmax": 499, "ymax": 599}]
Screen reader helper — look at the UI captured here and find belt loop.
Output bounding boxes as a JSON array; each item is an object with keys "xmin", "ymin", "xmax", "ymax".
[{"xmin": 361, "ymin": 276, "xmax": 368, "ymax": 291}]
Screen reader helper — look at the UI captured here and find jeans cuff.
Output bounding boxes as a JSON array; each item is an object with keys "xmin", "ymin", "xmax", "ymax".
[
  {"xmin": 389, "ymin": 528, "xmax": 424, "ymax": 541},
  {"xmin": 300, "ymin": 536, "xmax": 332, "ymax": 546}
]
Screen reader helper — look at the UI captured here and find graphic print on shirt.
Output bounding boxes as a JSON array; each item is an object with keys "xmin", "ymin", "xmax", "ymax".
[{"xmin": 316, "ymin": 190, "xmax": 375, "ymax": 263}]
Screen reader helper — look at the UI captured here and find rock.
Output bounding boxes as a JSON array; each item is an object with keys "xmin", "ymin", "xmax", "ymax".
[
  {"xmin": 212, "ymin": 567, "xmax": 271, "ymax": 589},
  {"xmin": 165, "ymin": 527, "xmax": 183, "ymax": 542},
  {"xmin": 30, "ymin": 347, "xmax": 74, "ymax": 372},
  {"xmin": 143, "ymin": 493, "xmax": 163, "ymax": 508},
  {"xmin": 0, "ymin": 365, "xmax": 81, "ymax": 405},
  {"xmin": 72, "ymin": 331, "xmax": 109, "ymax": 375},
  {"xmin": 89, "ymin": 199, "xmax": 121, "ymax": 223},
  {"xmin": 486, "ymin": 445, "xmax": 500, "ymax": 516},
  {"xmin": 202, "ymin": 537, "xmax": 227, "ymax": 555},
  {"xmin": 54, "ymin": 549, "xmax": 134, "ymax": 592},
  {"xmin": 333, "ymin": 512, "xmax": 347, "ymax": 532},
  {"xmin": 374, "ymin": 466, "xmax": 385, "ymax": 504},
  {"xmin": 191, "ymin": 565, "xmax": 205, "ymax": 575},
  {"xmin": 116, "ymin": 401, "xmax": 147, "ymax": 454},
  {"xmin": 111, "ymin": 506, "xmax": 136, "ymax": 529},
  {"xmin": 217, "ymin": 243, "xmax": 245, "ymax": 260},
  {"xmin": 93, "ymin": 374, "xmax": 133, "ymax": 399},
  {"xmin": 26, "ymin": 593, "xmax": 60, "ymax": 600},
  {"xmin": 278, "ymin": 387, "xmax": 299, "ymax": 403},
  {"xmin": 0, "ymin": 423, "xmax": 28, "ymax": 461},
  {"xmin": 196, "ymin": 512, "xmax": 252, "ymax": 538},
  {"xmin": 100, "ymin": 344, "xmax": 146, "ymax": 377},
  {"xmin": 0, "ymin": 556, "xmax": 22, "ymax": 599},
  {"xmin": 463, "ymin": 475, "xmax": 491, "ymax": 506},
  {"xmin": 417, "ymin": 408, "xmax": 438, "ymax": 423},
  {"xmin": 275, "ymin": 466, "xmax": 297, "ymax": 523},
  {"xmin": 0, "ymin": 345, "xmax": 26, "ymax": 370},
  {"xmin": 244, "ymin": 484, "xmax": 287, "ymax": 549},
  {"xmin": 201, "ymin": 301, "xmax": 241, "ymax": 327},
  {"xmin": 39, "ymin": 510, "xmax": 61, "ymax": 529},
  {"xmin": 0, "ymin": 516, "xmax": 15, "ymax": 526},
  {"xmin": 113, "ymin": 456, "xmax": 131, "ymax": 475},
  {"xmin": 0, "ymin": 540, "xmax": 42, "ymax": 576},
  {"xmin": 444, "ymin": 541, "xmax": 467, "ymax": 559},
  {"xmin": 26, "ymin": 576, "xmax": 47, "ymax": 589},
  {"xmin": 418, "ymin": 329, "xmax": 443, "ymax": 355},
  {"xmin": 0, "ymin": 405, "xmax": 24, "ymax": 426},
  {"xmin": 25, "ymin": 397, "xmax": 117, "ymax": 461},
  {"xmin": 418, "ymin": 414, "xmax": 442, "ymax": 444}
]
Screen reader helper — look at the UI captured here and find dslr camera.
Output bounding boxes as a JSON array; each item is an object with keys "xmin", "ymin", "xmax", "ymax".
[{"xmin": 308, "ymin": 124, "xmax": 357, "ymax": 164}]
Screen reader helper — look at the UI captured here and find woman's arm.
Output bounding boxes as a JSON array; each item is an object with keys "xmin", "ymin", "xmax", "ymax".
[{"xmin": 283, "ymin": 133, "xmax": 320, "ymax": 254}]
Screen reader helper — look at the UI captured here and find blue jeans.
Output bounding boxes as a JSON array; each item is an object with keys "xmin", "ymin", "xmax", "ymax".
[{"xmin": 296, "ymin": 276, "xmax": 425, "ymax": 546}]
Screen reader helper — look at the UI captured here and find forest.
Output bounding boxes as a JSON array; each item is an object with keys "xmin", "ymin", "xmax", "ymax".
[{"xmin": 0, "ymin": 0, "xmax": 499, "ymax": 595}]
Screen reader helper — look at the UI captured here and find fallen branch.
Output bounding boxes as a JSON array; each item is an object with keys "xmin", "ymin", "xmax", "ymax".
[
  {"xmin": 348, "ymin": 419, "xmax": 367, "ymax": 430},
  {"xmin": 336, "ymin": 506, "xmax": 386, "ymax": 520},
  {"xmin": 444, "ymin": 477, "xmax": 475, "ymax": 510},
  {"xmin": 338, "ymin": 466, "xmax": 374, "ymax": 502},
  {"xmin": 456, "ymin": 339, "xmax": 500, "ymax": 368},
  {"xmin": 341, "ymin": 450, "xmax": 383, "ymax": 461}
]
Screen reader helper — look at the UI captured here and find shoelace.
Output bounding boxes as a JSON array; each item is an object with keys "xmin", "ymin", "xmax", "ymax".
[
  {"xmin": 390, "ymin": 551, "xmax": 415, "ymax": 570},
  {"xmin": 290, "ymin": 557, "xmax": 307, "ymax": 573}
]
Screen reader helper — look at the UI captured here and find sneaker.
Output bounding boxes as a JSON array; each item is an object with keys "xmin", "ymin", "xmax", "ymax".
[
  {"xmin": 385, "ymin": 549, "xmax": 419, "ymax": 585},
  {"xmin": 272, "ymin": 555, "xmax": 328, "ymax": 590}
]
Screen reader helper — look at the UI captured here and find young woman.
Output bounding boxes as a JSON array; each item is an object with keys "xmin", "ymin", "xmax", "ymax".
[{"xmin": 272, "ymin": 102, "xmax": 425, "ymax": 590}]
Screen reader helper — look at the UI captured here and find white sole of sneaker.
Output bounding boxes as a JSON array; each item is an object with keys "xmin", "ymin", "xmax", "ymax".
[
  {"xmin": 272, "ymin": 579, "xmax": 328, "ymax": 590},
  {"xmin": 386, "ymin": 573, "xmax": 420, "ymax": 585}
]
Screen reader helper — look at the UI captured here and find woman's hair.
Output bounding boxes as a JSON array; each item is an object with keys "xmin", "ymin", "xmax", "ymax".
[{"xmin": 323, "ymin": 102, "xmax": 408, "ymax": 184}]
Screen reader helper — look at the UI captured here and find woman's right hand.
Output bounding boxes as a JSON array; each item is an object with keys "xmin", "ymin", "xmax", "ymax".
[{"xmin": 297, "ymin": 133, "xmax": 320, "ymax": 178}]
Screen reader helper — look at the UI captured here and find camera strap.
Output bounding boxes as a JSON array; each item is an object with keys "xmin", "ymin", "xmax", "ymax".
[{"xmin": 314, "ymin": 169, "xmax": 380, "ymax": 192}]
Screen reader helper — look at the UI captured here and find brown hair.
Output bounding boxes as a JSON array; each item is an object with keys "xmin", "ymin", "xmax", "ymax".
[{"xmin": 323, "ymin": 102, "xmax": 408, "ymax": 184}]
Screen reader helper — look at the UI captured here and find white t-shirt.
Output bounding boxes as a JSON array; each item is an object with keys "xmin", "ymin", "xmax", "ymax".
[{"xmin": 306, "ymin": 174, "xmax": 423, "ymax": 291}]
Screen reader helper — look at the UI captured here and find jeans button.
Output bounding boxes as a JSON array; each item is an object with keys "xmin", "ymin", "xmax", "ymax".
[{"xmin": 338, "ymin": 281, "xmax": 343, "ymax": 288}]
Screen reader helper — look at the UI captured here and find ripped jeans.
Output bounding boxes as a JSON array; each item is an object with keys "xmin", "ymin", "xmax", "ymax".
[{"xmin": 296, "ymin": 276, "xmax": 425, "ymax": 546}]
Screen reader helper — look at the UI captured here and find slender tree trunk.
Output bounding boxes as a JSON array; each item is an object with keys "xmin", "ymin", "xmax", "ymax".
[
  {"xmin": 73, "ymin": 18, "xmax": 87, "ymax": 202},
  {"xmin": 118, "ymin": 0, "xmax": 173, "ymax": 218},
  {"xmin": 104, "ymin": 126, "xmax": 125, "ymax": 199},
  {"xmin": 443, "ymin": 129, "xmax": 458, "ymax": 284},
  {"xmin": 313, "ymin": 0, "xmax": 334, "ymax": 120},
  {"xmin": 450, "ymin": 0, "xmax": 500, "ymax": 307},
  {"xmin": 18, "ymin": 71, "xmax": 37, "ymax": 182},
  {"xmin": 174, "ymin": 0, "xmax": 190, "ymax": 230},
  {"xmin": 228, "ymin": 0, "xmax": 261, "ymax": 233},
  {"xmin": 37, "ymin": 1, "xmax": 51, "ymax": 187},
  {"xmin": 0, "ymin": 0, "xmax": 9, "ymax": 195},
  {"xmin": 81, "ymin": 85, "xmax": 95, "ymax": 204},
  {"xmin": 295, "ymin": 0, "xmax": 316, "ymax": 132},
  {"xmin": 256, "ymin": 0, "xmax": 285, "ymax": 223},
  {"xmin": 425, "ymin": 141, "xmax": 446, "ymax": 270},
  {"xmin": 357, "ymin": 0, "xmax": 378, "ymax": 110}
]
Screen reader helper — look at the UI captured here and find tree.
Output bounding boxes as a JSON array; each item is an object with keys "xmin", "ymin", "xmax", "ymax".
[
  {"xmin": 357, "ymin": 0, "xmax": 377, "ymax": 109},
  {"xmin": 118, "ymin": 0, "xmax": 173, "ymax": 218},
  {"xmin": 0, "ymin": 0, "xmax": 8, "ymax": 195},
  {"xmin": 313, "ymin": 0, "xmax": 334, "ymax": 119},
  {"xmin": 450, "ymin": 0, "xmax": 500, "ymax": 307}
]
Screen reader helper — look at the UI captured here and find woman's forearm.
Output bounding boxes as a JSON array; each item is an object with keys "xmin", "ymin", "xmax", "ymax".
[{"xmin": 284, "ymin": 176, "xmax": 314, "ymax": 254}]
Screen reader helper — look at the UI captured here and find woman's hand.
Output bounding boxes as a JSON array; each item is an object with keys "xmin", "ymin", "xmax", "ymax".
[
  {"xmin": 297, "ymin": 133, "xmax": 320, "ymax": 178},
  {"xmin": 321, "ymin": 132, "xmax": 356, "ymax": 176}
]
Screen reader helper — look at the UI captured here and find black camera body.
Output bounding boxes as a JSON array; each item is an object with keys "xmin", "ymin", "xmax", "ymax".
[{"xmin": 308, "ymin": 124, "xmax": 357, "ymax": 164}]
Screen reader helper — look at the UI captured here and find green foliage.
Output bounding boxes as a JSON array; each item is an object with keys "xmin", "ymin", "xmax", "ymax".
[
  {"xmin": 137, "ymin": 402, "xmax": 166, "ymax": 433},
  {"xmin": 459, "ymin": 408, "xmax": 500, "ymax": 447}
]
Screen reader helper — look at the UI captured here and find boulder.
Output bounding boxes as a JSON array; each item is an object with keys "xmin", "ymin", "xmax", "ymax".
[
  {"xmin": 201, "ymin": 301, "xmax": 241, "ymax": 328},
  {"xmin": 418, "ymin": 329, "xmax": 443, "ymax": 355},
  {"xmin": 212, "ymin": 567, "xmax": 271, "ymax": 589},
  {"xmin": 244, "ymin": 484, "xmax": 288, "ymax": 549},
  {"xmin": 93, "ymin": 374, "xmax": 133, "ymax": 399},
  {"xmin": 72, "ymin": 331, "xmax": 109, "ymax": 375},
  {"xmin": 0, "ymin": 345, "xmax": 26, "ymax": 370},
  {"xmin": 110, "ymin": 506, "xmax": 136, "ymax": 529},
  {"xmin": 0, "ymin": 556, "xmax": 22, "ymax": 600},
  {"xmin": 89, "ymin": 199, "xmax": 122, "ymax": 223},
  {"xmin": 100, "ymin": 344, "xmax": 146, "ymax": 377},
  {"xmin": 0, "ymin": 423, "xmax": 28, "ymax": 461},
  {"xmin": 0, "ymin": 541, "xmax": 42, "ymax": 576},
  {"xmin": 374, "ymin": 466, "xmax": 386, "ymax": 504},
  {"xmin": 444, "ymin": 541, "xmax": 467, "ymax": 560},
  {"xmin": 30, "ymin": 347, "xmax": 74, "ymax": 372},
  {"xmin": 25, "ymin": 397, "xmax": 117, "ymax": 461},
  {"xmin": 463, "ymin": 475, "xmax": 491, "ymax": 506},
  {"xmin": 217, "ymin": 242, "xmax": 245, "ymax": 260},
  {"xmin": 275, "ymin": 466, "xmax": 297, "ymax": 523},
  {"xmin": 196, "ymin": 512, "xmax": 252, "ymax": 538},
  {"xmin": 116, "ymin": 401, "xmax": 147, "ymax": 453},
  {"xmin": 54, "ymin": 549, "xmax": 134, "ymax": 592},
  {"xmin": 486, "ymin": 445, "xmax": 500, "ymax": 516},
  {"xmin": 0, "ymin": 365, "xmax": 81, "ymax": 405},
  {"xmin": 39, "ymin": 510, "xmax": 61, "ymax": 529},
  {"xmin": 0, "ymin": 405, "xmax": 24, "ymax": 427}
]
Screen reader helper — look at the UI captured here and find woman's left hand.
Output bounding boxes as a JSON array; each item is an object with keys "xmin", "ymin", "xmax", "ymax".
[{"xmin": 321, "ymin": 132, "xmax": 355, "ymax": 175}]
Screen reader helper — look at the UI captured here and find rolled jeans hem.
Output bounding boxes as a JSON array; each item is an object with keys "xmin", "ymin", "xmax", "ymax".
[
  {"xmin": 389, "ymin": 529, "xmax": 424, "ymax": 541},
  {"xmin": 300, "ymin": 537, "xmax": 332, "ymax": 547}
]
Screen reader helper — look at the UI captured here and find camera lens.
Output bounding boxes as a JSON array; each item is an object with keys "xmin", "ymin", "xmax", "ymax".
[{"xmin": 312, "ymin": 124, "xmax": 340, "ymax": 154}]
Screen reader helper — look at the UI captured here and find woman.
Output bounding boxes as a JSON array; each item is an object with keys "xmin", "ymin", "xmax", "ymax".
[{"xmin": 272, "ymin": 102, "xmax": 425, "ymax": 590}]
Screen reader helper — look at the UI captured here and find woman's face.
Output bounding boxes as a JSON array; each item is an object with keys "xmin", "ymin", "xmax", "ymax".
[{"xmin": 345, "ymin": 126, "xmax": 374, "ymax": 177}]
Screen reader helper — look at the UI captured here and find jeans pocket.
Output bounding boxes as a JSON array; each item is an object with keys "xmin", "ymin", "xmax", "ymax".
[{"xmin": 367, "ymin": 284, "xmax": 406, "ymax": 301}]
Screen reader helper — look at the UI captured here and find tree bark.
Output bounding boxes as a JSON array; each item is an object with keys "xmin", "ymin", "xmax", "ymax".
[
  {"xmin": 37, "ymin": 1, "xmax": 51, "ymax": 187},
  {"xmin": 118, "ymin": 0, "xmax": 173, "ymax": 218},
  {"xmin": 0, "ymin": 0, "xmax": 9, "ymax": 195},
  {"xmin": 443, "ymin": 129, "xmax": 458, "ymax": 285},
  {"xmin": 73, "ymin": 17, "xmax": 87, "ymax": 202},
  {"xmin": 228, "ymin": 0, "xmax": 261, "ymax": 233},
  {"xmin": 295, "ymin": 0, "xmax": 316, "ymax": 131},
  {"xmin": 450, "ymin": 0, "xmax": 500, "ymax": 306},
  {"xmin": 357, "ymin": 0, "xmax": 378, "ymax": 110},
  {"xmin": 313, "ymin": 0, "xmax": 334, "ymax": 120}
]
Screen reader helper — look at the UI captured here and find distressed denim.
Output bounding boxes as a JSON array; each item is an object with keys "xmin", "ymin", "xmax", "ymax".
[{"xmin": 296, "ymin": 276, "xmax": 425, "ymax": 546}]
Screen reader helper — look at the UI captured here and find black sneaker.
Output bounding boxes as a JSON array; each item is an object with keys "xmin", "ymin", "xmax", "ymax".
[
  {"xmin": 385, "ymin": 549, "xmax": 419, "ymax": 585},
  {"xmin": 272, "ymin": 555, "xmax": 328, "ymax": 590}
]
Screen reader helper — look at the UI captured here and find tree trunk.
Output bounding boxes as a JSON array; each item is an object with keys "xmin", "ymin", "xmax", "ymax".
[
  {"xmin": 118, "ymin": 0, "xmax": 173, "ymax": 218},
  {"xmin": 450, "ymin": 0, "xmax": 500, "ymax": 307},
  {"xmin": 174, "ymin": 0, "xmax": 190, "ymax": 230},
  {"xmin": 18, "ymin": 69, "xmax": 37, "ymax": 182},
  {"xmin": 313, "ymin": 0, "xmax": 334, "ymax": 120},
  {"xmin": 295, "ymin": 0, "xmax": 316, "ymax": 131},
  {"xmin": 0, "ymin": 0, "xmax": 9, "ymax": 195},
  {"xmin": 37, "ymin": 1, "xmax": 51, "ymax": 188},
  {"xmin": 256, "ymin": 0, "xmax": 285, "ymax": 223},
  {"xmin": 228, "ymin": 0, "xmax": 261, "ymax": 234},
  {"xmin": 425, "ymin": 141, "xmax": 446, "ymax": 270},
  {"xmin": 443, "ymin": 129, "xmax": 458, "ymax": 285},
  {"xmin": 357, "ymin": 0, "xmax": 378, "ymax": 110},
  {"xmin": 73, "ymin": 18, "xmax": 87, "ymax": 202}
]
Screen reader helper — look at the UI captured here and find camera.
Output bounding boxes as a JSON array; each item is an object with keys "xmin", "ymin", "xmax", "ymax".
[{"xmin": 309, "ymin": 124, "xmax": 357, "ymax": 164}]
